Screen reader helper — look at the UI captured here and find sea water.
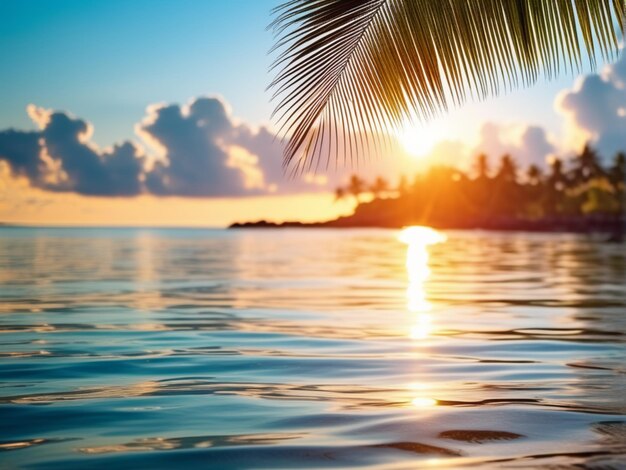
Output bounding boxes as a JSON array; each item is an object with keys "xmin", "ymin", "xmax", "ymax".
[{"xmin": 0, "ymin": 227, "xmax": 624, "ymax": 468}]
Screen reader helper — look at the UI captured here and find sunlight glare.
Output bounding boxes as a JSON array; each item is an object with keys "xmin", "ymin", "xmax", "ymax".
[
  {"xmin": 408, "ymin": 382, "xmax": 437, "ymax": 408},
  {"xmin": 410, "ymin": 313, "xmax": 432, "ymax": 340},
  {"xmin": 399, "ymin": 226, "xmax": 447, "ymax": 246},
  {"xmin": 398, "ymin": 121, "xmax": 443, "ymax": 159},
  {"xmin": 411, "ymin": 397, "xmax": 438, "ymax": 408},
  {"xmin": 399, "ymin": 227, "xmax": 446, "ymax": 341}
]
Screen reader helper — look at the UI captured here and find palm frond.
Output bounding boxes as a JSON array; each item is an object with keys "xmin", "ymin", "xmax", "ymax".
[{"xmin": 270, "ymin": 0, "xmax": 625, "ymax": 174}]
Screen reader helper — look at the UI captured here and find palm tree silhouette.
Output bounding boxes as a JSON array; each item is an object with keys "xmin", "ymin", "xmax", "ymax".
[
  {"xmin": 348, "ymin": 174, "xmax": 366, "ymax": 203},
  {"xmin": 527, "ymin": 165, "xmax": 542, "ymax": 186},
  {"xmin": 496, "ymin": 154, "xmax": 517, "ymax": 184},
  {"xmin": 548, "ymin": 158, "xmax": 566, "ymax": 189},
  {"xmin": 334, "ymin": 186, "xmax": 346, "ymax": 203},
  {"xmin": 370, "ymin": 176, "xmax": 389, "ymax": 199},
  {"xmin": 475, "ymin": 153, "xmax": 491, "ymax": 181},
  {"xmin": 573, "ymin": 144, "xmax": 603, "ymax": 184},
  {"xmin": 544, "ymin": 157, "xmax": 566, "ymax": 216},
  {"xmin": 270, "ymin": 1, "xmax": 624, "ymax": 171}
]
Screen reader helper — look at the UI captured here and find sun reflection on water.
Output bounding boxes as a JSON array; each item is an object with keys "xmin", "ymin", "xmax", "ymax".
[
  {"xmin": 399, "ymin": 227, "xmax": 446, "ymax": 408},
  {"xmin": 399, "ymin": 226, "xmax": 446, "ymax": 341},
  {"xmin": 411, "ymin": 397, "xmax": 438, "ymax": 407},
  {"xmin": 408, "ymin": 381, "xmax": 439, "ymax": 408}
]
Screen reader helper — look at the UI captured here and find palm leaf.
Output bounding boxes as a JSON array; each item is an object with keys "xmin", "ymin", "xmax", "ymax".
[{"xmin": 269, "ymin": 0, "xmax": 625, "ymax": 174}]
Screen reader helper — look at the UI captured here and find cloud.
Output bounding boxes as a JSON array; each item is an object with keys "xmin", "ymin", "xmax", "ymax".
[
  {"xmin": 0, "ymin": 96, "xmax": 341, "ymax": 198},
  {"xmin": 556, "ymin": 51, "xmax": 626, "ymax": 160},
  {"xmin": 136, "ymin": 98, "xmax": 262, "ymax": 197},
  {"xmin": 0, "ymin": 97, "xmax": 304, "ymax": 198},
  {"xmin": 0, "ymin": 130, "xmax": 42, "ymax": 183},
  {"xmin": 471, "ymin": 122, "xmax": 557, "ymax": 169},
  {"xmin": 39, "ymin": 110, "xmax": 145, "ymax": 196},
  {"xmin": 231, "ymin": 122, "xmax": 343, "ymax": 191},
  {"xmin": 136, "ymin": 96, "xmax": 338, "ymax": 196},
  {"xmin": 0, "ymin": 106, "xmax": 145, "ymax": 196}
]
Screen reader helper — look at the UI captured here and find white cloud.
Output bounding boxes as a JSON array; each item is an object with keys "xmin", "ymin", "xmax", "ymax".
[{"xmin": 555, "ymin": 51, "xmax": 626, "ymax": 160}]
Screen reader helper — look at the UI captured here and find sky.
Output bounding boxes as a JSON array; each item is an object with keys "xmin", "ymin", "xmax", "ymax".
[{"xmin": 1, "ymin": 0, "xmax": 625, "ymax": 226}]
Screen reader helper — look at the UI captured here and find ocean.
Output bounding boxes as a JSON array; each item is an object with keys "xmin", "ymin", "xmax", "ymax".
[{"xmin": 0, "ymin": 227, "xmax": 624, "ymax": 468}]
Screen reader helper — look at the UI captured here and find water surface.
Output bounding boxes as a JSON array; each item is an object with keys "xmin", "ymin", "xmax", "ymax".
[{"xmin": 0, "ymin": 227, "xmax": 625, "ymax": 468}]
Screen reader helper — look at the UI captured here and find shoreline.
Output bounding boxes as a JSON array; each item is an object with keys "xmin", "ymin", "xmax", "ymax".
[{"xmin": 229, "ymin": 216, "xmax": 625, "ymax": 236}]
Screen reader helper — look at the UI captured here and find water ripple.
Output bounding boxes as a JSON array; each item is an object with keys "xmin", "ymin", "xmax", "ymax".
[{"xmin": 0, "ymin": 227, "xmax": 624, "ymax": 469}]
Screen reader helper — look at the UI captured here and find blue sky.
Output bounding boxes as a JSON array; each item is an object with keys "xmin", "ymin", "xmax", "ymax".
[
  {"xmin": 0, "ymin": 0, "xmax": 276, "ymax": 145},
  {"xmin": 0, "ymin": 0, "xmax": 609, "ymax": 147}
]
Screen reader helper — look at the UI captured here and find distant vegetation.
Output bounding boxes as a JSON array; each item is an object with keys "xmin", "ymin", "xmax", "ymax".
[
  {"xmin": 232, "ymin": 144, "xmax": 625, "ymax": 235},
  {"xmin": 328, "ymin": 144, "xmax": 625, "ymax": 233}
]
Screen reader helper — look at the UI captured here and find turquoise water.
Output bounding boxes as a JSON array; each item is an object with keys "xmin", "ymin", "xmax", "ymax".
[{"xmin": 0, "ymin": 227, "xmax": 624, "ymax": 469}]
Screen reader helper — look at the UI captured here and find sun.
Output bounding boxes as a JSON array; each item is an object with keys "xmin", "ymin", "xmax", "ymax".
[{"xmin": 398, "ymin": 120, "xmax": 443, "ymax": 158}]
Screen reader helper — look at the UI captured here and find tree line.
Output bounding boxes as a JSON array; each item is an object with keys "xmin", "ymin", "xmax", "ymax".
[{"xmin": 333, "ymin": 144, "xmax": 625, "ymax": 233}]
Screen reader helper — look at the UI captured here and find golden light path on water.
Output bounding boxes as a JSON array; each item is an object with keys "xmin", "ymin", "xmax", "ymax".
[
  {"xmin": 399, "ymin": 226, "xmax": 447, "ymax": 409},
  {"xmin": 1, "ymin": 228, "xmax": 625, "ymax": 468}
]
